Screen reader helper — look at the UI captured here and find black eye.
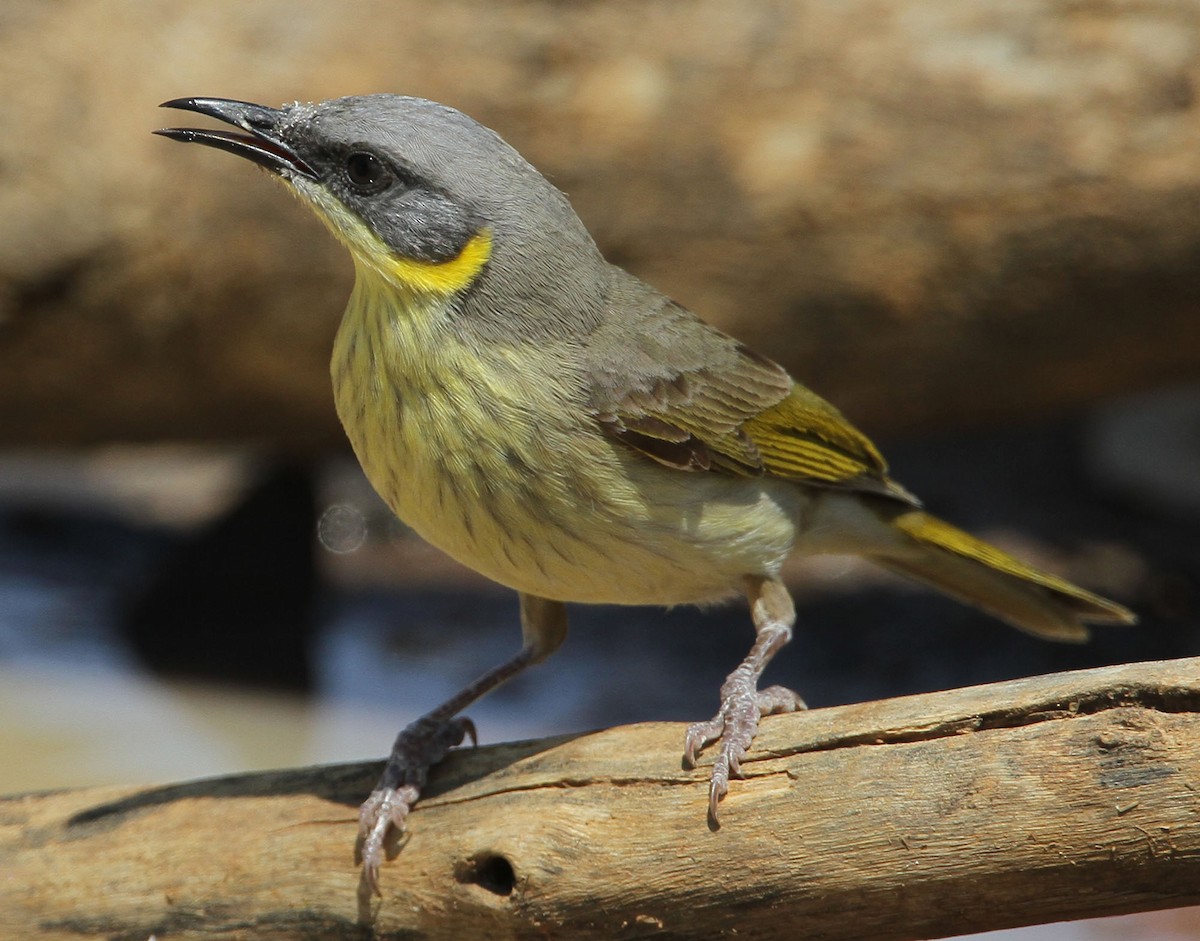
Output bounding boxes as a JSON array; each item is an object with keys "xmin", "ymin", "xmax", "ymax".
[{"xmin": 345, "ymin": 152, "xmax": 389, "ymax": 190}]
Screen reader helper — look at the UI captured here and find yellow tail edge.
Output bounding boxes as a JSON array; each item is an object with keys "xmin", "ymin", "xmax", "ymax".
[{"xmin": 883, "ymin": 511, "xmax": 1137, "ymax": 643}]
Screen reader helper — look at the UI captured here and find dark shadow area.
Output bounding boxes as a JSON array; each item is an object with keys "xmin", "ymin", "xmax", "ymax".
[
  {"xmin": 123, "ymin": 463, "xmax": 318, "ymax": 692},
  {"xmin": 63, "ymin": 731, "xmax": 583, "ymax": 828}
]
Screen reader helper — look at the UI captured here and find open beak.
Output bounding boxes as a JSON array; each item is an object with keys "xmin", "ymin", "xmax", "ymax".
[{"xmin": 155, "ymin": 97, "xmax": 318, "ymax": 179}]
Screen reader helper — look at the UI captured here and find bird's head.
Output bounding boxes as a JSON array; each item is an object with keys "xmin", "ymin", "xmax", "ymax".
[{"xmin": 157, "ymin": 95, "xmax": 600, "ymax": 301}]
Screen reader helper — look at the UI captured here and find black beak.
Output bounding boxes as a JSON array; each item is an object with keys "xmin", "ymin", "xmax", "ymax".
[{"xmin": 155, "ymin": 97, "xmax": 318, "ymax": 180}]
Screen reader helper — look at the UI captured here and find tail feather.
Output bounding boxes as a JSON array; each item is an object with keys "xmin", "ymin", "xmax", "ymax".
[{"xmin": 880, "ymin": 511, "xmax": 1136, "ymax": 642}]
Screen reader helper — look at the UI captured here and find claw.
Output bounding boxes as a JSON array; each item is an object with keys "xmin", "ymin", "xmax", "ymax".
[
  {"xmin": 708, "ymin": 773, "xmax": 728, "ymax": 824},
  {"xmin": 684, "ymin": 683, "xmax": 806, "ymax": 822},
  {"xmin": 360, "ymin": 794, "xmax": 392, "ymax": 896},
  {"xmin": 359, "ymin": 784, "xmax": 419, "ymax": 896},
  {"xmin": 358, "ymin": 716, "xmax": 474, "ymax": 895}
]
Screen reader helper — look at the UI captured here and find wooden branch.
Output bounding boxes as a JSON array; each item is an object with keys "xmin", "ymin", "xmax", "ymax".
[{"xmin": 4, "ymin": 658, "xmax": 1199, "ymax": 940}]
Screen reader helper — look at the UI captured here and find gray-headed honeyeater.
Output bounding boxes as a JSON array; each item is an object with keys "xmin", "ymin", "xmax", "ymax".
[{"xmin": 157, "ymin": 95, "xmax": 1135, "ymax": 892}]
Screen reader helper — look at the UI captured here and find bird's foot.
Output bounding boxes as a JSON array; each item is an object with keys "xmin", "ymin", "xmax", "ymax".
[
  {"xmin": 359, "ymin": 715, "xmax": 476, "ymax": 895},
  {"xmin": 683, "ymin": 682, "xmax": 805, "ymax": 824}
]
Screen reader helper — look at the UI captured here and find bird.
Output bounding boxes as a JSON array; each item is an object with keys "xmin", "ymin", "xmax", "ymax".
[{"xmin": 156, "ymin": 95, "xmax": 1136, "ymax": 892}]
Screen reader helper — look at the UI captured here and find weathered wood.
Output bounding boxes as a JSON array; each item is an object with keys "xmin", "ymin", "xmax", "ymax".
[
  {"xmin": 2, "ymin": 658, "xmax": 1198, "ymax": 940},
  {"xmin": 4, "ymin": 0, "xmax": 1200, "ymax": 447}
]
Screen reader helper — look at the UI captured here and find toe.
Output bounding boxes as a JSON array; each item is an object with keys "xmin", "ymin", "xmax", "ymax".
[
  {"xmin": 683, "ymin": 715, "xmax": 725, "ymax": 767},
  {"xmin": 357, "ymin": 789, "xmax": 387, "ymax": 838},
  {"xmin": 757, "ymin": 685, "xmax": 807, "ymax": 715},
  {"xmin": 359, "ymin": 789, "xmax": 398, "ymax": 896}
]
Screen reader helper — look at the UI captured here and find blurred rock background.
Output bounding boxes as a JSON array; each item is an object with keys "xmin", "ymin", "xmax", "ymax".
[{"xmin": 1, "ymin": 3, "xmax": 1198, "ymax": 937}]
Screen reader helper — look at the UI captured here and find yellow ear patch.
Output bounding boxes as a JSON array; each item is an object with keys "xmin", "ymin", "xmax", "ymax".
[
  {"xmin": 385, "ymin": 229, "xmax": 492, "ymax": 295},
  {"xmin": 286, "ymin": 177, "xmax": 492, "ymax": 296}
]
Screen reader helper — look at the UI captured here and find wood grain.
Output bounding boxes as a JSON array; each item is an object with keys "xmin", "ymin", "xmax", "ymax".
[{"xmin": 3, "ymin": 657, "xmax": 1198, "ymax": 940}]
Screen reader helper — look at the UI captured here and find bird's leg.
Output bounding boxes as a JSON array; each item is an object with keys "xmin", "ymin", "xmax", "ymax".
[
  {"xmin": 684, "ymin": 575, "xmax": 806, "ymax": 823},
  {"xmin": 357, "ymin": 654, "xmax": 521, "ymax": 894},
  {"xmin": 359, "ymin": 593, "xmax": 567, "ymax": 895}
]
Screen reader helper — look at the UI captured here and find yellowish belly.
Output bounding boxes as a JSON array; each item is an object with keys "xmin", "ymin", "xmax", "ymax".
[{"xmin": 330, "ymin": 272, "xmax": 809, "ymax": 605}]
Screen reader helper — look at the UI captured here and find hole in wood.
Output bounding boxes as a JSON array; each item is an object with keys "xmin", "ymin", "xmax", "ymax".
[{"xmin": 455, "ymin": 852, "xmax": 516, "ymax": 896}]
